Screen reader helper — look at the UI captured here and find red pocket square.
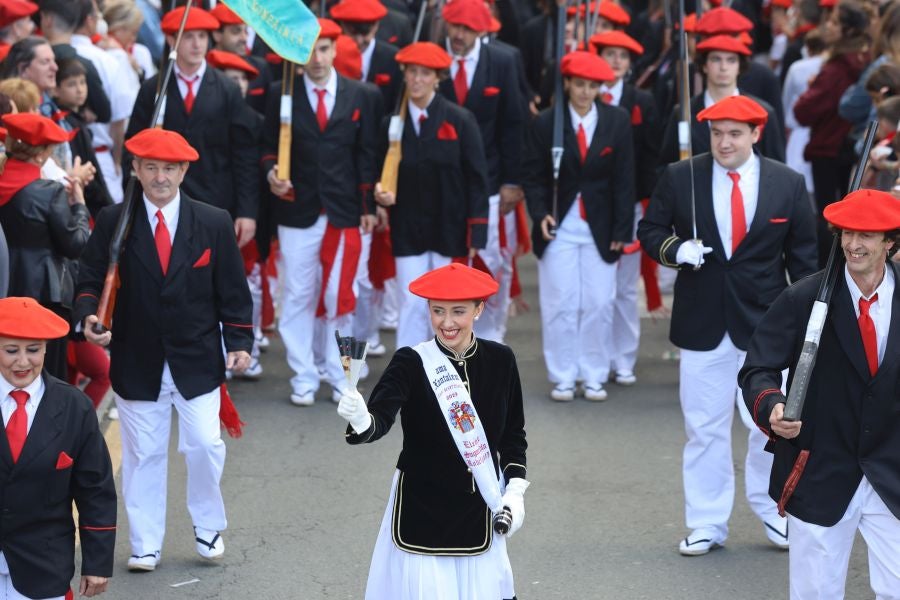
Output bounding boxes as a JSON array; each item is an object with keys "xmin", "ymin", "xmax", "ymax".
[
  {"xmin": 769, "ymin": 218, "xmax": 789, "ymax": 224},
  {"xmin": 265, "ymin": 52, "xmax": 283, "ymax": 65},
  {"xmin": 388, "ymin": 35, "xmax": 398, "ymax": 44},
  {"xmin": 248, "ymin": 88, "xmax": 264, "ymax": 96},
  {"xmin": 193, "ymin": 248, "xmax": 211, "ymax": 268},
  {"xmin": 483, "ymin": 86, "xmax": 501, "ymax": 97},
  {"xmin": 56, "ymin": 451, "xmax": 73, "ymax": 470},
  {"xmin": 437, "ymin": 121, "xmax": 458, "ymax": 141},
  {"xmin": 374, "ymin": 73, "xmax": 391, "ymax": 86},
  {"xmin": 631, "ymin": 104, "xmax": 643, "ymax": 125},
  {"xmin": 352, "ymin": 108, "xmax": 360, "ymax": 122},
  {"xmin": 600, "ymin": 146, "xmax": 613, "ymax": 156}
]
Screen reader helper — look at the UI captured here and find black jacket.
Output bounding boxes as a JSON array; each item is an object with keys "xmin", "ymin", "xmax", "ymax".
[
  {"xmin": 367, "ymin": 40, "xmax": 403, "ymax": 114},
  {"xmin": 0, "ymin": 171, "xmax": 90, "ymax": 308},
  {"xmin": 438, "ymin": 42, "xmax": 526, "ymax": 193},
  {"xmin": 74, "ymin": 191, "xmax": 253, "ymax": 400},
  {"xmin": 261, "ymin": 74, "xmax": 379, "ymax": 230},
  {"xmin": 618, "ymin": 83, "xmax": 662, "ymax": 201},
  {"xmin": 638, "ymin": 153, "xmax": 818, "ymax": 351},
  {"xmin": 377, "ymin": 94, "xmax": 489, "ymax": 257},
  {"xmin": 125, "ymin": 67, "xmax": 260, "ymax": 220},
  {"xmin": 738, "ymin": 62, "xmax": 785, "ymax": 131},
  {"xmin": 740, "ymin": 263, "xmax": 900, "ymax": 526},
  {"xmin": 244, "ymin": 53, "xmax": 273, "ymax": 115},
  {"xmin": 522, "ymin": 101, "xmax": 636, "ymax": 261},
  {"xmin": 347, "ymin": 338, "xmax": 527, "ymax": 555},
  {"xmin": 0, "ymin": 375, "xmax": 116, "ymax": 598}
]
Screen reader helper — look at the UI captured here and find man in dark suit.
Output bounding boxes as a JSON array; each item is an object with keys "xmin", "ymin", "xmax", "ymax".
[
  {"xmin": 125, "ymin": 6, "xmax": 259, "ymax": 249},
  {"xmin": 76, "ymin": 128, "xmax": 253, "ymax": 572},
  {"xmin": 740, "ymin": 190, "xmax": 900, "ymax": 598},
  {"xmin": 638, "ymin": 96, "xmax": 818, "ymax": 556},
  {"xmin": 331, "ymin": 0, "xmax": 404, "ymax": 113},
  {"xmin": 209, "ymin": 2, "xmax": 273, "ymax": 115},
  {"xmin": 262, "ymin": 19, "xmax": 378, "ymax": 407},
  {"xmin": 439, "ymin": 0, "xmax": 525, "ymax": 343}
]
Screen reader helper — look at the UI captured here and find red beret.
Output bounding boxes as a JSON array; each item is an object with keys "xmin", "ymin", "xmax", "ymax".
[
  {"xmin": 1, "ymin": 113, "xmax": 73, "ymax": 146},
  {"xmin": 0, "ymin": 43, "xmax": 9, "ymax": 63},
  {"xmin": 568, "ymin": 2, "xmax": 631, "ymax": 27},
  {"xmin": 677, "ymin": 13, "xmax": 697, "ymax": 33},
  {"xmin": 209, "ymin": 3, "xmax": 244, "ymax": 26},
  {"xmin": 487, "ymin": 16, "xmax": 501, "ymax": 33},
  {"xmin": 0, "ymin": 297, "xmax": 69, "ymax": 340},
  {"xmin": 125, "ymin": 128, "xmax": 199, "ymax": 162},
  {"xmin": 820, "ymin": 0, "xmax": 836, "ymax": 7},
  {"xmin": 590, "ymin": 31, "xmax": 644, "ymax": 56},
  {"xmin": 395, "ymin": 42, "xmax": 452, "ymax": 70},
  {"xmin": 161, "ymin": 7, "xmax": 220, "ymax": 35},
  {"xmin": 317, "ymin": 18, "xmax": 342, "ymax": 40},
  {"xmin": 561, "ymin": 50, "xmax": 615, "ymax": 82},
  {"xmin": 695, "ymin": 7, "xmax": 754, "ymax": 35},
  {"xmin": 824, "ymin": 189, "xmax": 900, "ymax": 232},
  {"xmin": 0, "ymin": 0, "xmax": 37, "ymax": 29},
  {"xmin": 206, "ymin": 49, "xmax": 259, "ymax": 79},
  {"xmin": 330, "ymin": 0, "xmax": 388, "ymax": 23},
  {"xmin": 334, "ymin": 35, "xmax": 362, "ymax": 80},
  {"xmin": 696, "ymin": 34, "xmax": 751, "ymax": 56},
  {"xmin": 771, "ymin": 0, "xmax": 792, "ymax": 9},
  {"xmin": 442, "ymin": 0, "xmax": 493, "ymax": 32},
  {"xmin": 696, "ymin": 95, "xmax": 768, "ymax": 126},
  {"xmin": 409, "ymin": 263, "xmax": 499, "ymax": 300}
]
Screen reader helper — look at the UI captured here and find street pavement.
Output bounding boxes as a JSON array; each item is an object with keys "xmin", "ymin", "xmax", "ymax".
[{"xmin": 85, "ymin": 255, "xmax": 871, "ymax": 599}]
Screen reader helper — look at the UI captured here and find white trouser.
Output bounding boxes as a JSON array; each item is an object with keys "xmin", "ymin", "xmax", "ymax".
[
  {"xmin": 476, "ymin": 195, "xmax": 504, "ymax": 342},
  {"xmin": 394, "ymin": 252, "xmax": 452, "ymax": 348},
  {"xmin": 537, "ymin": 201, "xmax": 616, "ymax": 385},
  {"xmin": 353, "ymin": 231, "xmax": 377, "ymax": 344},
  {"xmin": 611, "ymin": 203, "xmax": 643, "ymax": 374},
  {"xmin": 117, "ymin": 376, "xmax": 226, "ymax": 556},
  {"xmin": 380, "ymin": 277, "xmax": 401, "ymax": 329},
  {"xmin": 94, "ymin": 149, "xmax": 123, "ymax": 204},
  {"xmin": 494, "ymin": 208, "xmax": 518, "ymax": 343},
  {"xmin": 246, "ymin": 265, "xmax": 262, "ymax": 360},
  {"xmin": 679, "ymin": 334, "xmax": 778, "ymax": 539},
  {"xmin": 789, "ymin": 478, "xmax": 900, "ymax": 600},
  {"xmin": 0, "ymin": 553, "xmax": 64, "ymax": 600}
]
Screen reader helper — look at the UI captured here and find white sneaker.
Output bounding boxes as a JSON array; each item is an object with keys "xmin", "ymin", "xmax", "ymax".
[
  {"xmin": 615, "ymin": 370, "xmax": 637, "ymax": 386},
  {"xmin": 194, "ymin": 527, "xmax": 224, "ymax": 560},
  {"xmin": 550, "ymin": 384, "xmax": 575, "ymax": 402},
  {"xmin": 366, "ymin": 342, "xmax": 387, "ymax": 357},
  {"xmin": 235, "ymin": 359, "xmax": 263, "ymax": 380},
  {"xmin": 290, "ymin": 390, "xmax": 315, "ymax": 406},
  {"xmin": 678, "ymin": 530, "xmax": 724, "ymax": 556},
  {"xmin": 127, "ymin": 551, "xmax": 160, "ymax": 572},
  {"xmin": 107, "ymin": 406, "xmax": 119, "ymax": 421},
  {"xmin": 764, "ymin": 519, "xmax": 789, "ymax": 550},
  {"xmin": 583, "ymin": 383, "xmax": 608, "ymax": 401}
]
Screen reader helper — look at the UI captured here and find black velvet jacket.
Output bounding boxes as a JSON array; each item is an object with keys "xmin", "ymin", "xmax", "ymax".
[{"xmin": 347, "ymin": 337, "xmax": 527, "ymax": 555}]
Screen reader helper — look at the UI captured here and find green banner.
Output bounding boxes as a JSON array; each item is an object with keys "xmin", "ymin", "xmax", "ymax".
[{"xmin": 222, "ymin": 0, "xmax": 321, "ymax": 64}]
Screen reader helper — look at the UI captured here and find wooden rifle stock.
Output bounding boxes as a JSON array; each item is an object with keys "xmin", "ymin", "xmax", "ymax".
[{"xmin": 782, "ymin": 119, "xmax": 879, "ymax": 421}]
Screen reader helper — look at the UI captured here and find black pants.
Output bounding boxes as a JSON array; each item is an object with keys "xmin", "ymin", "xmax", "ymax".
[{"xmin": 811, "ymin": 156, "xmax": 853, "ymax": 268}]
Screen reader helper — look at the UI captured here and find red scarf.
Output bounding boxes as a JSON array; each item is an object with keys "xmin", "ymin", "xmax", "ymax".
[{"xmin": 0, "ymin": 158, "xmax": 41, "ymax": 207}]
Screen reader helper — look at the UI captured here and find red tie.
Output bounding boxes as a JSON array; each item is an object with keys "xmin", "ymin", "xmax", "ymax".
[
  {"xmin": 315, "ymin": 88, "xmax": 328, "ymax": 132},
  {"xmin": 577, "ymin": 124, "xmax": 588, "ymax": 219},
  {"xmin": 601, "ymin": 92, "xmax": 613, "ymax": 105},
  {"xmin": 6, "ymin": 390, "xmax": 28, "ymax": 463},
  {"xmin": 418, "ymin": 112, "xmax": 427, "ymax": 135},
  {"xmin": 155, "ymin": 210, "xmax": 172, "ymax": 275},
  {"xmin": 728, "ymin": 171, "xmax": 746, "ymax": 254},
  {"xmin": 859, "ymin": 294, "xmax": 879, "ymax": 376},
  {"xmin": 454, "ymin": 59, "xmax": 468, "ymax": 106},
  {"xmin": 178, "ymin": 74, "xmax": 198, "ymax": 115}
]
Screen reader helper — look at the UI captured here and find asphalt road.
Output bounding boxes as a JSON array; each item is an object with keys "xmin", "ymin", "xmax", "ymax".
[{"xmin": 82, "ymin": 255, "xmax": 872, "ymax": 599}]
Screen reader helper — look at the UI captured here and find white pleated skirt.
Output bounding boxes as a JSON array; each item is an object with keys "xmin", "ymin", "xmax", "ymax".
[{"xmin": 365, "ymin": 470, "xmax": 516, "ymax": 600}]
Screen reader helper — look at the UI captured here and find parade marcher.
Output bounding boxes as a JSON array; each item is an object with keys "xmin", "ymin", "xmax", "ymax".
[
  {"xmin": 373, "ymin": 41, "xmax": 489, "ymax": 349},
  {"xmin": 439, "ymin": 0, "xmax": 525, "ymax": 343},
  {"xmin": 522, "ymin": 50, "xmax": 635, "ymax": 402},
  {"xmin": 0, "ymin": 296, "xmax": 116, "ymax": 599},
  {"xmin": 659, "ymin": 34, "xmax": 786, "ymax": 167},
  {"xmin": 331, "ymin": 0, "xmax": 403, "ymax": 114},
  {"xmin": 638, "ymin": 95, "xmax": 819, "ymax": 555},
  {"xmin": 591, "ymin": 29, "xmax": 661, "ymax": 386},
  {"xmin": 0, "ymin": 0, "xmax": 37, "ymax": 48},
  {"xmin": 0, "ymin": 112, "xmax": 88, "ymax": 380},
  {"xmin": 126, "ymin": 6, "xmax": 259, "ymax": 249},
  {"xmin": 75, "ymin": 128, "xmax": 254, "ymax": 571},
  {"xmin": 209, "ymin": 2, "xmax": 272, "ymax": 115},
  {"xmin": 262, "ymin": 18, "xmax": 379, "ymax": 405},
  {"xmin": 337, "ymin": 262, "xmax": 528, "ymax": 600},
  {"xmin": 740, "ymin": 189, "xmax": 900, "ymax": 599}
]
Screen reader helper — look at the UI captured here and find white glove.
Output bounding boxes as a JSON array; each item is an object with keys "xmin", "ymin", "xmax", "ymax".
[
  {"xmin": 675, "ymin": 240, "xmax": 713, "ymax": 267},
  {"xmin": 337, "ymin": 388, "xmax": 372, "ymax": 434},
  {"xmin": 500, "ymin": 478, "xmax": 530, "ymax": 538}
]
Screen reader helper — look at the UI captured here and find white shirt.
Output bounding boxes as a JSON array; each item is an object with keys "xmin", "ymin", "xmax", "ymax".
[
  {"xmin": 712, "ymin": 152, "xmax": 759, "ymax": 260},
  {"xmin": 304, "ymin": 68, "xmax": 337, "ymax": 119},
  {"xmin": 448, "ymin": 37, "xmax": 481, "ymax": 89},
  {"xmin": 569, "ymin": 102, "xmax": 598, "ymax": 147},
  {"xmin": 0, "ymin": 373, "xmax": 44, "ymax": 433},
  {"xmin": 408, "ymin": 94, "xmax": 434, "ymax": 136},
  {"xmin": 144, "ymin": 192, "xmax": 180, "ymax": 244},
  {"xmin": 703, "ymin": 87, "xmax": 740, "ymax": 110},
  {"xmin": 174, "ymin": 60, "xmax": 207, "ymax": 102},
  {"xmin": 845, "ymin": 264, "xmax": 895, "ymax": 367},
  {"xmin": 361, "ymin": 39, "xmax": 376, "ymax": 81},
  {"xmin": 600, "ymin": 78, "xmax": 624, "ymax": 106}
]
